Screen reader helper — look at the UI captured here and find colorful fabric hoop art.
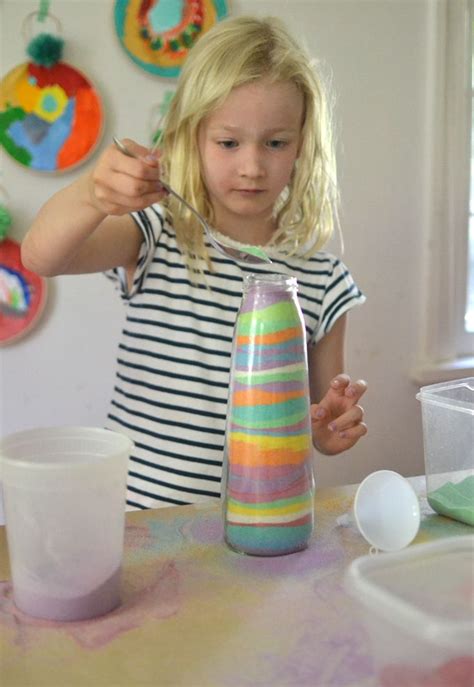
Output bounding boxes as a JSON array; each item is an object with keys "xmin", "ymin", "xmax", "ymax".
[
  {"xmin": 114, "ymin": 0, "xmax": 229, "ymax": 78},
  {"xmin": 0, "ymin": 62, "xmax": 103, "ymax": 173},
  {"xmin": 0, "ymin": 9, "xmax": 104, "ymax": 174},
  {"xmin": 0, "ymin": 238, "xmax": 47, "ymax": 346}
]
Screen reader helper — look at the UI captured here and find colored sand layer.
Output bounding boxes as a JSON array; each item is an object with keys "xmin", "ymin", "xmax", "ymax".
[
  {"xmin": 224, "ymin": 278, "xmax": 314, "ymax": 555},
  {"xmin": 211, "ymin": 229, "xmax": 271, "ymax": 262},
  {"xmin": 14, "ymin": 568, "xmax": 121, "ymax": 621},
  {"xmin": 427, "ymin": 475, "xmax": 474, "ymax": 526},
  {"xmin": 239, "ymin": 244, "xmax": 270, "ymax": 261}
]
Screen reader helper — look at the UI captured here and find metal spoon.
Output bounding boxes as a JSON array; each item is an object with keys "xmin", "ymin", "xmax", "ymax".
[{"xmin": 112, "ymin": 137, "xmax": 272, "ymax": 265}]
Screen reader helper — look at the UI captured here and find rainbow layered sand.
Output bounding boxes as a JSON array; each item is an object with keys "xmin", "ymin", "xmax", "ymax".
[{"xmin": 224, "ymin": 276, "xmax": 314, "ymax": 556}]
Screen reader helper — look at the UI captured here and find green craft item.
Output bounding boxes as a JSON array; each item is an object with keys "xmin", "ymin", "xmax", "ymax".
[
  {"xmin": 427, "ymin": 475, "xmax": 474, "ymax": 527},
  {"xmin": 27, "ymin": 33, "xmax": 64, "ymax": 68},
  {"xmin": 0, "ymin": 205, "xmax": 12, "ymax": 242},
  {"xmin": 151, "ymin": 37, "xmax": 163, "ymax": 50},
  {"xmin": 151, "ymin": 91, "xmax": 175, "ymax": 146}
]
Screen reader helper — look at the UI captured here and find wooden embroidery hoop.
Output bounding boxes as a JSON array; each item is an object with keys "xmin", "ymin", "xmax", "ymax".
[
  {"xmin": 0, "ymin": 186, "xmax": 48, "ymax": 346},
  {"xmin": 114, "ymin": 0, "xmax": 229, "ymax": 78},
  {"xmin": 0, "ymin": 8, "xmax": 104, "ymax": 174}
]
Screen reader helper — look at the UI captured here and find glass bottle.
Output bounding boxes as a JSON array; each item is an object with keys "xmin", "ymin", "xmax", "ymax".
[{"xmin": 222, "ymin": 274, "xmax": 315, "ymax": 556}]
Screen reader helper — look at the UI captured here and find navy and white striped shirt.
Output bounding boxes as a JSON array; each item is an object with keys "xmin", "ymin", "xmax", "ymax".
[{"xmin": 105, "ymin": 205, "xmax": 365, "ymax": 510}]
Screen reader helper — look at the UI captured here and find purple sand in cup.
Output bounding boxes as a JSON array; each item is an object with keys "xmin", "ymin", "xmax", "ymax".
[{"xmin": 13, "ymin": 567, "xmax": 122, "ymax": 622}]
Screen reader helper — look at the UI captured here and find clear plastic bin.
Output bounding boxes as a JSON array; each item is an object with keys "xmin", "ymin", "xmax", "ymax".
[
  {"xmin": 416, "ymin": 377, "xmax": 474, "ymax": 526},
  {"xmin": 345, "ymin": 536, "xmax": 474, "ymax": 686}
]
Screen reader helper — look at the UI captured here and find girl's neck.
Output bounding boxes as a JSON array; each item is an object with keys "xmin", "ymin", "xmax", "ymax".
[{"xmin": 213, "ymin": 214, "xmax": 276, "ymax": 247}]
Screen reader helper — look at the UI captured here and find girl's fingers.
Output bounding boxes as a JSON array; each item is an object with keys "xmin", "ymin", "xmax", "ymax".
[
  {"xmin": 310, "ymin": 404, "xmax": 327, "ymax": 422},
  {"xmin": 329, "ymin": 374, "xmax": 351, "ymax": 395},
  {"xmin": 93, "ymin": 186, "xmax": 166, "ymax": 215},
  {"xmin": 337, "ymin": 422, "xmax": 368, "ymax": 443},
  {"xmin": 344, "ymin": 379, "xmax": 368, "ymax": 401},
  {"xmin": 113, "ymin": 155, "xmax": 162, "ymax": 181},
  {"xmin": 109, "ymin": 170, "xmax": 164, "ymax": 197},
  {"xmin": 328, "ymin": 405, "xmax": 364, "ymax": 433},
  {"xmin": 109, "ymin": 145, "xmax": 162, "ymax": 181},
  {"xmin": 329, "ymin": 375, "xmax": 368, "ymax": 402},
  {"xmin": 94, "ymin": 168, "xmax": 167, "ymax": 205},
  {"xmin": 120, "ymin": 138, "xmax": 153, "ymax": 159}
]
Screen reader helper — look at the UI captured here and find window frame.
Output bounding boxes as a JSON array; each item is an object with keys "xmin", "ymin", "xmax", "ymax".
[{"xmin": 412, "ymin": 0, "xmax": 473, "ymax": 384}]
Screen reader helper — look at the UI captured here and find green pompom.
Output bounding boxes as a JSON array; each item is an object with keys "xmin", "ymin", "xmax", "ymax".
[
  {"xmin": 27, "ymin": 33, "xmax": 64, "ymax": 68},
  {"xmin": 0, "ymin": 205, "xmax": 12, "ymax": 242}
]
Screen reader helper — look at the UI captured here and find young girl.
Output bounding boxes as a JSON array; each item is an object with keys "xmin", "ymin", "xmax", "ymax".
[{"xmin": 22, "ymin": 15, "xmax": 367, "ymax": 511}]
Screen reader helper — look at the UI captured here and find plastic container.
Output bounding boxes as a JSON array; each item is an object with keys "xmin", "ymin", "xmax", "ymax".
[
  {"xmin": 0, "ymin": 426, "xmax": 132, "ymax": 621},
  {"xmin": 416, "ymin": 377, "xmax": 474, "ymax": 526},
  {"xmin": 345, "ymin": 536, "xmax": 474, "ymax": 686}
]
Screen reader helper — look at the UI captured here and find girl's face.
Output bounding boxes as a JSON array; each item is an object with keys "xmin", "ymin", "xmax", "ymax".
[{"xmin": 198, "ymin": 78, "xmax": 304, "ymax": 242}]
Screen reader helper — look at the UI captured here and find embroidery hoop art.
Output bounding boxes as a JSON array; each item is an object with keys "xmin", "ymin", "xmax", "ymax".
[
  {"xmin": 114, "ymin": 0, "xmax": 229, "ymax": 78},
  {"xmin": 0, "ymin": 10, "xmax": 104, "ymax": 174},
  {"xmin": 0, "ymin": 188, "xmax": 47, "ymax": 346}
]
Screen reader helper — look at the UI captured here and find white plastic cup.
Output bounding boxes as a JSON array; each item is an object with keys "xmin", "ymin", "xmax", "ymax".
[
  {"xmin": 337, "ymin": 470, "xmax": 421, "ymax": 552},
  {"xmin": 0, "ymin": 426, "xmax": 132, "ymax": 621}
]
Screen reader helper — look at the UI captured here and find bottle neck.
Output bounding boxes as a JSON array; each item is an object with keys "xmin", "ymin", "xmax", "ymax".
[
  {"xmin": 240, "ymin": 274, "xmax": 298, "ymax": 314},
  {"xmin": 242, "ymin": 273, "xmax": 297, "ymax": 295}
]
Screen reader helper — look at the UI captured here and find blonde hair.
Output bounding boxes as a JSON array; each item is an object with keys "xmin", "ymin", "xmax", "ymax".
[{"xmin": 159, "ymin": 15, "xmax": 339, "ymax": 271}]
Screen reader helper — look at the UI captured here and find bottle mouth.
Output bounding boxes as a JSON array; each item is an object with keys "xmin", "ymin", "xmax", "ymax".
[{"xmin": 243, "ymin": 273, "xmax": 297, "ymax": 291}]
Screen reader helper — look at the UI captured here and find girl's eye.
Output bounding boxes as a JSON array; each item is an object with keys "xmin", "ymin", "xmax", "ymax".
[
  {"xmin": 267, "ymin": 139, "xmax": 288, "ymax": 149},
  {"xmin": 218, "ymin": 140, "xmax": 238, "ymax": 149}
]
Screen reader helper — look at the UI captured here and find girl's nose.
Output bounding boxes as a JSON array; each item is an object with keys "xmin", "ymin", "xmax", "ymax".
[{"xmin": 238, "ymin": 145, "xmax": 265, "ymax": 178}]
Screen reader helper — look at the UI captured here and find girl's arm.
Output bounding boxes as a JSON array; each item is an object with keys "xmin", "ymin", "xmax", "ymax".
[
  {"xmin": 21, "ymin": 140, "xmax": 164, "ymax": 281},
  {"xmin": 308, "ymin": 314, "xmax": 367, "ymax": 455},
  {"xmin": 308, "ymin": 315, "xmax": 346, "ymax": 404}
]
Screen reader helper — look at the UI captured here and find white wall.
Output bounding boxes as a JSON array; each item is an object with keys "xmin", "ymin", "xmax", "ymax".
[{"xmin": 1, "ymin": 0, "xmax": 434, "ymax": 487}]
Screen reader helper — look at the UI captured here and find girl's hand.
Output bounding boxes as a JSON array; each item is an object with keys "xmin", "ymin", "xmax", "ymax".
[
  {"xmin": 310, "ymin": 374, "xmax": 367, "ymax": 455},
  {"xmin": 87, "ymin": 139, "xmax": 166, "ymax": 216}
]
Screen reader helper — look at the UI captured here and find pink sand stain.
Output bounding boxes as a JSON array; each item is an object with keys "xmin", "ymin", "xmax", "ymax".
[
  {"xmin": 0, "ymin": 559, "xmax": 181, "ymax": 650},
  {"xmin": 124, "ymin": 517, "xmax": 190, "ymax": 558},
  {"xmin": 124, "ymin": 524, "xmax": 157, "ymax": 550}
]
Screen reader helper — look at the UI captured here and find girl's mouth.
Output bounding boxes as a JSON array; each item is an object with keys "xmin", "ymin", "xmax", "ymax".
[{"xmin": 235, "ymin": 189, "xmax": 264, "ymax": 194}]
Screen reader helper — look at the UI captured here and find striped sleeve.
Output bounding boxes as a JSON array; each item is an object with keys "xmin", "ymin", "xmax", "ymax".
[
  {"xmin": 310, "ymin": 257, "xmax": 366, "ymax": 344},
  {"xmin": 104, "ymin": 205, "xmax": 164, "ymax": 300}
]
